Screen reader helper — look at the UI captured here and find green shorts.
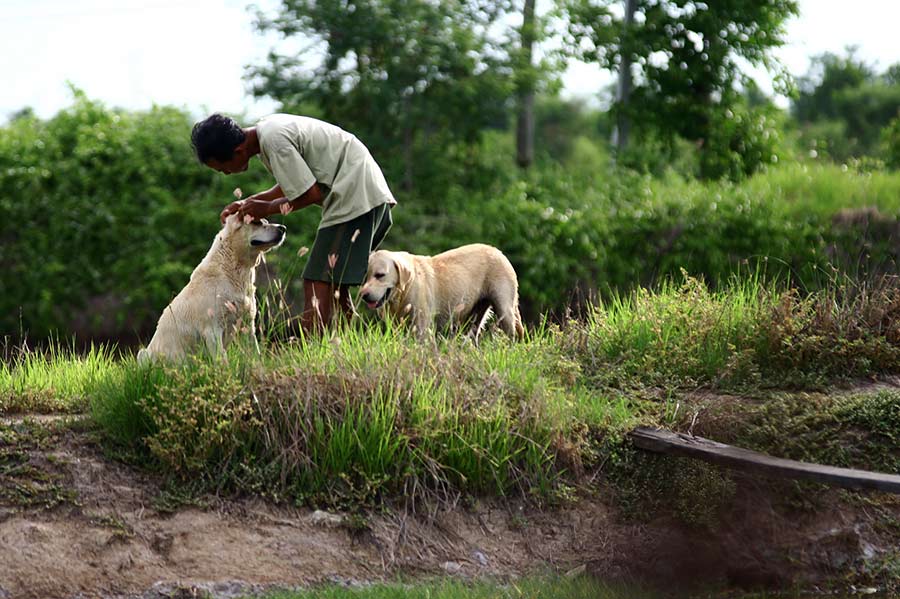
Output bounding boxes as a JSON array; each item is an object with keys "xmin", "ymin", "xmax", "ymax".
[{"xmin": 302, "ymin": 203, "xmax": 393, "ymax": 286}]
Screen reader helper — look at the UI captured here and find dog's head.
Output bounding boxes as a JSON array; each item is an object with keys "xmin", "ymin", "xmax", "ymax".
[
  {"xmin": 222, "ymin": 214, "xmax": 287, "ymax": 254},
  {"xmin": 360, "ymin": 250, "xmax": 412, "ymax": 310},
  {"xmin": 221, "ymin": 214, "xmax": 287, "ymax": 261}
]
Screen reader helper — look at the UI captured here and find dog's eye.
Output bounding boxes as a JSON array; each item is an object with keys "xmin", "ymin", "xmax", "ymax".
[{"xmin": 374, "ymin": 273, "xmax": 385, "ymax": 280}]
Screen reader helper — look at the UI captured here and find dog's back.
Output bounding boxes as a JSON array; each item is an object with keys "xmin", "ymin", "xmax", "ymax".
[{"xmin": 431, "ymin": 244, "xmax": 524, "ymax": 338}]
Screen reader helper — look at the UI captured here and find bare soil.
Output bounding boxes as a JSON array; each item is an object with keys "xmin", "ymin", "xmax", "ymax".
[{"xmin": 1, "ymin": 414, "xmax": 898, "ymax": 599}]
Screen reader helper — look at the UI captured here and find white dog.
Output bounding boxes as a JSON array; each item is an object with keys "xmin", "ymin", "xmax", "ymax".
[
  {"xmin": 360, "ymin": 244, "xmax": 524, "ymax": 338},
  {"xmin": 137, "ymin": 215, "xmax": 286, "ymax": 363}
]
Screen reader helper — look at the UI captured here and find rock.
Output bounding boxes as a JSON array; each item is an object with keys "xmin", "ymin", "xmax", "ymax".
[
  {"xmin": 471, "ymin": 550, "xmax": 488, "ymax": 567},
  {"xmin": 309, "ymin": 510, "xmax": 344, "ymax": 528}
]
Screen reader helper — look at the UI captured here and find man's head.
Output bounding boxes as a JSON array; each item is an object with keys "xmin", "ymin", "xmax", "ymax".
[{"xmin": 191, "ymin": 113, "xmax": 251, "ymax": 174}]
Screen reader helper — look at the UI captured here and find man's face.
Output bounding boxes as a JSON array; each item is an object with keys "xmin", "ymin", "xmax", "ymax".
[{"xmin": 205, "ymin": 146, "xmax": 250, "ymax": 175}]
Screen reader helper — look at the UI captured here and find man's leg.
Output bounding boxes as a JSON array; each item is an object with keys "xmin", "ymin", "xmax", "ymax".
[
  {"xmin": 301, "ymin": 279, "xmax": 335, "ymax": 335},
  {"xmin": 337, "ymin": 284, "xmax": 355, "ymax": 322},
  {"xmin": 301, "ymin": 281, "xmax": 357, "ymax": 334}
]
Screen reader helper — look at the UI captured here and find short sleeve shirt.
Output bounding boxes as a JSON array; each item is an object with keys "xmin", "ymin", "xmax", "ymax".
[{"xmin": 256, "ymin": 114, "xmax": 397, "ymax": 229}]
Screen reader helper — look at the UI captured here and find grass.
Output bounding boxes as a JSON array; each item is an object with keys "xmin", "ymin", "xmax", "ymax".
[
  {"xmin": 254, "ymin": 576, "xmax": 654, "ymax": 599},
  {"xmin": 571, "ymin": 269, "xmax": 900, "ymax": 391},
  {"xmin": 0, "ymin": 418, "xmax": 79, "ymax": 512},
  {"xmin": 0, "ymin": 341, "xmax": 118, "ymax": 413},
  {"xmin": 85, "ymin": 321, "xmax": 620, "ymax": 506},
  {"xmin": 2, "ymin": 269, "xmax": 899, "ymax": 510}
]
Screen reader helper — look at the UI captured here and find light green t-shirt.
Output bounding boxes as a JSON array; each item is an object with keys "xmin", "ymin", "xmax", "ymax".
[{"xmin": 256, "ymin": 114, "xmax": 396, "ymax": 229}]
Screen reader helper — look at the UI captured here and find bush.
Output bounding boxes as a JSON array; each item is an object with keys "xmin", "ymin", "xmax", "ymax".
[
  {"xmin": 882, "ymin": 115, "xmax": 900, "ymax": 169},
  {"xmin": 0, "ymin": 91, "xmax": 313, "ymax": 342},
  {"xmin": 6, "ymin": 93, "xmax": 900, "ymax": 341}
]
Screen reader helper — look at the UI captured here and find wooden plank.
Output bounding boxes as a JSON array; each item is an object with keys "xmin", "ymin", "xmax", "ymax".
[{"xmin": 629, "ymin": 427, "xmax": 900, "ymax": 494}]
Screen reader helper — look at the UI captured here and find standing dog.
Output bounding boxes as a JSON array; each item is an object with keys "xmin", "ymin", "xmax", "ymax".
[
  {"xmin": 137, "ymin": 214, "xmax": 286, "ymax": 362},
  {"xmin": 360, "ymin": 243, "xmax": 524, "ymax": 338}
]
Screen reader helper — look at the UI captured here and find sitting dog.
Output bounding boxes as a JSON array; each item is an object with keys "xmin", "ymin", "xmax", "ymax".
[
  {"xmin": 360, "ymin": 243, "xmax": 524, "ymax": 338},
  {"xmin": 137, "ymin": 214, "xmax": 286, "ymax": 363}
]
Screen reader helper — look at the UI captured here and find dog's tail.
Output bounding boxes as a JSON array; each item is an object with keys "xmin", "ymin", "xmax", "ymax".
[{"xmin": 513, "ymin": 304, "xmax": 525, "ymax": 340}]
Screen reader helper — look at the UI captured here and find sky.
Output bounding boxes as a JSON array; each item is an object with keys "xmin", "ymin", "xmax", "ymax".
[{"xmin": 2, "ymin": 0, "xmax": 900, "ymax": 124}]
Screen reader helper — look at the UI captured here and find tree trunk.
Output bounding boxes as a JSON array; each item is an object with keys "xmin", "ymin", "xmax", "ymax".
[
  {"xmin": 516, "ymin": 0, "xmax": 536, "ymax": 168},
  {"xmin": 402, "ymin": 94, "xmax": 414, "ymax": 191},
  {"xmin": 612, "ymin": 0, "xmax": 637, "ymax": 154}
]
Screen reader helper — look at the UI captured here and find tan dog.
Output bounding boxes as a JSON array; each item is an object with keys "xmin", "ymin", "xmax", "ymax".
[
  {"xmin": 360, "ymin": 243, "xmax": 524, "ymax": 338},
  {"xmin": 137, "ymin": 214, "xmax": 286, "ymax": 363}
]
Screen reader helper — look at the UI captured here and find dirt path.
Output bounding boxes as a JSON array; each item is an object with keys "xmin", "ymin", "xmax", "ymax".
[{"xmin": 1, "ymin": 415, "xmax": 897, "ymax": 598}]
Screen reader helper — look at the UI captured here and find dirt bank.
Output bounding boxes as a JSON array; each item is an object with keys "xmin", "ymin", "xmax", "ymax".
[{"xmin": 1, "ymin": 415, "xmax": 897, "ymax": 599}]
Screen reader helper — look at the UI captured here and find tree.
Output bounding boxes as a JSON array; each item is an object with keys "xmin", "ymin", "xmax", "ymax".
[
  {"xmin": 793, "ymin": 50, "xmax": 900, "ymax": 160},
  {"xmin": 516, "ymin": 0, "xmax": 537, "ymax": 168},
  {"xmin": 248, "ymin": 0, "xmax": 515, "ymax": 191},
  {"xmin": 611, "ymin": 0, "xmax": 636, "ymax": 152},
  {"xmin": 561, "ymin": 0, "xmax": 798, "ymax": 178}
]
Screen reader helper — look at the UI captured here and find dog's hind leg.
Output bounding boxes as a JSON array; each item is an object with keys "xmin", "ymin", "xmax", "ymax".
[
  {"xmin": 489, "ymin": 286, "xmax": 524, "ymax": 339},
  {"xmin": 468, "ymin": 298, "xmax": 493, "ymax": 344}
]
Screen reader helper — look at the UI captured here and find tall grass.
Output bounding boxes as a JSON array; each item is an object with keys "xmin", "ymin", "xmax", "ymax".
[
  {"xmin": 569, "ymin": 269, "xmax": 900, "ymax": 390},
  {"xmin": 88, "ymin": 321, "xmax": 617, "ymax": 505},
  {"xmin": 0, "ymin": 341, "xmax": 118, "ymax": 413}
]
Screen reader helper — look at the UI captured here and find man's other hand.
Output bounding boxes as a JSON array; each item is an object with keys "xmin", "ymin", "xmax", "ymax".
[{"xmin": 220, "ymin": 199, "xmax": 245, "ymax": 223}]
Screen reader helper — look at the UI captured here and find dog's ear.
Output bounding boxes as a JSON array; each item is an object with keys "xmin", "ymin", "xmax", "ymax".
[
  {"xmin": 393, "ymin": 253, "xmax": 413, "ymax": 291},
  {"xmin": 224, "ymin": 213, "xmax": 243, "ymax": 230}
]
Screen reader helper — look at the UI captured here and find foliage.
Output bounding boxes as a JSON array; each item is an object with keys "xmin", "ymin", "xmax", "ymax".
[
  {"xmin": 696, "ymin": 100, "xmax": 784, "ymax": 180},
  {"xmin": 0, "ymin": 91, "xmax": 317, "ymax": 342},
  {"xmin": 793, "ymin": 50, "xmax": 900, "ymax": 161},
  {"xmin": 532, "ymin": 96, "xmax": 611, "ymax": 163},
  {"xmin": 882, "ymin": 115, "xmax": 900, "ymax": 169},
  {"xmin": 7, "ymin": 94, "xmax": 900, "ymax": 341},
  {"xmin": 561, "ymin": 0, "xmax": 798, "ymax": 179}
]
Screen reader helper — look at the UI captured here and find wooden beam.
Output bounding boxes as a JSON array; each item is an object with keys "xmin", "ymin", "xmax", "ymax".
[{"xmin": 629, "ymin": 427, "xmax": 900, "ymax": 494}]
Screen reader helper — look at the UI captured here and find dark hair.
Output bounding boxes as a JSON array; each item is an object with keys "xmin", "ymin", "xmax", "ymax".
[{"xmin": 190, "ymin": 113, "xmax": 246, "ymax": 163}]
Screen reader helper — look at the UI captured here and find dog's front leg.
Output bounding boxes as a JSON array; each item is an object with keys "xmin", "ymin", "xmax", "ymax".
[
  {"xmin": 412, "ymin": 310, "xmax": 433, "ymax": 339},
  {"xmin": 202, "ymin": 327, "xmax": 225, "ymax": 359}
]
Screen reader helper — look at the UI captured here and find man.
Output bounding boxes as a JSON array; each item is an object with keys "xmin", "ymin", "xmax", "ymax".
[{"xmin": 191, "ymin": 113, "xmax": 396, "ymax": 334}]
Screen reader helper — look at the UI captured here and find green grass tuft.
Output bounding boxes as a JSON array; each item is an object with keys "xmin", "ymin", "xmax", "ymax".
[
  {"xmin": 0, "ymin": 342, "xmax": 118, "ymax": 414},
  {"xmin": 257, "ymin": 575, "xmax": 653, "ymax": 599}
]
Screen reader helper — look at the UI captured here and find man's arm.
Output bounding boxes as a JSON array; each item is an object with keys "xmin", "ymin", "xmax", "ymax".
[
  {"xmin": 235, "ymin": 183, "xmax": 325, "ymax": 220},
  {"xmin": 285, "ymin": 182, "xmax": 324, "ymax": 211},
  {"xmin": 247, "ymin": 184, "xmax": 284, "ymax": 203}
]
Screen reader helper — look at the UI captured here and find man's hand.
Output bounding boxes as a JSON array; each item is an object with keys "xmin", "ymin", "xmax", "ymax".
[
  {"xmin": 237, "ymin": 198, "xmax": 279, "ymax": 221},
  {"xmin": 220, "ymin": 199, "xmax": 245, "ymax": 223}
]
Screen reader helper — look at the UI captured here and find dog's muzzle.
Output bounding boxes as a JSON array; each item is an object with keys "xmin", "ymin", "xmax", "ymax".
[
  {"xmin": 363, "ymin": 287, "xmax": 391, "ymax": 310},
  {"xmin": 252, "ymin": 226, "xmax": 287, "ymax": 247}
]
